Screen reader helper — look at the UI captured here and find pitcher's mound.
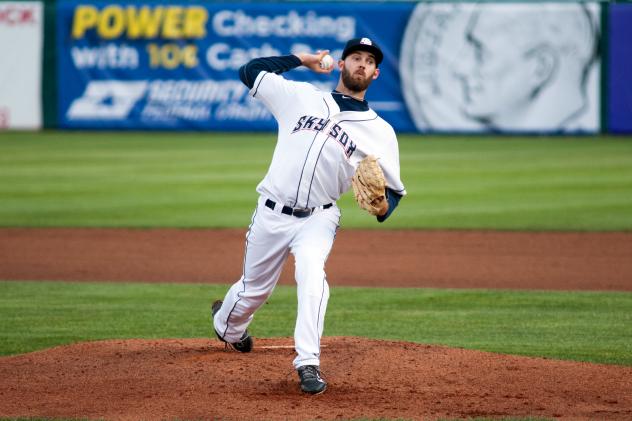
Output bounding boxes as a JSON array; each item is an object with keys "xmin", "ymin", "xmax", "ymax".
[{"xmin": 1, "ymin": 337, "xmax": 631, "ymax": 421}]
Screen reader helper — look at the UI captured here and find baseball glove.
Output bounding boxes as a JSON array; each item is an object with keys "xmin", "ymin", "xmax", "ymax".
[{"xmin": 351, "ymin": 155, "xmax": 387, "ymax": 216}]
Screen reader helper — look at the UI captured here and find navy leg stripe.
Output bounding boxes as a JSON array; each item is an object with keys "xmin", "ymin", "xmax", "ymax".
[
  {"xmin": 222, "ymin": 205, "xmax": 259, "ymax": 339},
  {"xmin": 315, "ymin": 274, "xmax": 326, "ymax": 358}
]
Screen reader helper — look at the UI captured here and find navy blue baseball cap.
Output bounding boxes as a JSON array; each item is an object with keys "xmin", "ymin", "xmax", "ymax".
[{"xmin": 341, "ymin": 37, "xmax": 384, "ymax": 65}]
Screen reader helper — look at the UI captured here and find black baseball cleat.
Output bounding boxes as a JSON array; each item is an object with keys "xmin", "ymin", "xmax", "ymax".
[
  {"xmin": 297, "ymin": 365, "xmax": 327, "ymax": 395},
  {"xmin": 211, "ymin": 300, "xmax": 253, "ymax": 353}
]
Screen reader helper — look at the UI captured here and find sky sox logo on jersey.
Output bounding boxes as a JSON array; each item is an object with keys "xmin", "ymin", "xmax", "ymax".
[{"xmin": 292, "ymin": 114, "xmax": 357, "ymax": 158}]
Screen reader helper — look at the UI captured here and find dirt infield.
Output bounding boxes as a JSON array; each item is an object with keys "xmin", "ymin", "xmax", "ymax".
[
  {"xmin": 1, "ymin": 228, "xmax": 632, "ymax": 421},
  {"xmin": 1, "ymin": 228, "xmax": 631, "ymax": 290},
  {"xmin": 1, "ymin": 337, "xmax": 631, "ymax": 421}
]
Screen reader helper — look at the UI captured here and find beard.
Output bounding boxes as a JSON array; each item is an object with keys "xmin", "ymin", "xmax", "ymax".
[{"xmin": 341, "ymin": 66, "xmax": 374, "ymax": 93}]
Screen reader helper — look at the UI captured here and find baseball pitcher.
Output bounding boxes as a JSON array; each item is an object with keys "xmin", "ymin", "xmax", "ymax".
[{"xmin": 211, "ymin": 37, "xmax": 407, "ymax": 394}]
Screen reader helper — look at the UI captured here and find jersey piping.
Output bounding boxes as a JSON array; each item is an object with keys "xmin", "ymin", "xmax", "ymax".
[
  {"xmin": 252, "ymin": 72, "xmax": 270, "ymax": 98},
  {"xmin": 292, "ymin": 98, "xmax": 332, "ymax": 208},
  {"xmin": 292, "ymin": 131, "xmax": 320, "ymax": 208},
  {"xmin": 337, "ymin": 115, "xmax": 379, "ymax": 124},
  {"xmin": 304, "ymin": 98, "xmax": 333, "ymax": 208},
  {"xmin": 305, "ymin": 135, "xmax": 330, "ymax": 208}
]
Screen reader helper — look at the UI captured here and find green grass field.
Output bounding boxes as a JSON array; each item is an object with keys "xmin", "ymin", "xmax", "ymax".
[
  {"xmin": 1, "ymin": 132, "xmax": 631, "ymax": 420},
  {"xmin": 1, "ymin": 281, "xmax": 631, "ymax": 365},
  {"xmin": 1, "ymin": 131, "xmax": 632, "ymax": 229},
  {"xmin": 1, "ymin": 132, "xmax": 631, "ymax": 365}
]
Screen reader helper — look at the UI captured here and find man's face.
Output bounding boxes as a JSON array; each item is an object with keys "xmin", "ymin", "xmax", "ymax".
[
  {"xmin": 456, "ymin": 11, "xmax": 544, "ymax": 122},
  {"xmin": 340, "ymin": 51, "xmax": 379, "ymax": 93}
]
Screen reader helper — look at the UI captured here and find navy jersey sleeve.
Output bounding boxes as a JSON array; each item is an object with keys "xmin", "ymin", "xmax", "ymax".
[
  {"xmin": 239, "ymin": 55, "xmax": 303, "ymax": 89},
  {"xmin": 377, "ymin": 188, "xmax": 403, "ymax": 223}
]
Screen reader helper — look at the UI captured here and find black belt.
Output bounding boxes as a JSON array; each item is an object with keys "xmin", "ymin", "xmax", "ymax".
[{"xmin": 265, "ymin": 199, "xmax": 332, "ymax": 218}]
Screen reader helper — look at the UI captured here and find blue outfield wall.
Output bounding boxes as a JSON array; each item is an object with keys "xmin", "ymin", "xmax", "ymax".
[
  {"xmin": 51, "ymin": 1, "xmax": 628, "ymax": 134},
  {"xmin": 607, "ymin": 3, "xmax": 632, "ymax": 134}
]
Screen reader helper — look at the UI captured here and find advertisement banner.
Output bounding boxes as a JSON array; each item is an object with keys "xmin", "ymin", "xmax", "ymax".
[
  {"xmin": 57, "ymin": 1, "xmax": 415, "ymax": 131},
  {"xmin": 607, "ymin": 3, "xmax": 632, "ymax": 133},
  {"xmin": 57, "ymin": 1, "xmax": 601, "ymax": 134},
  {"xmin": 399, "ymin": 2, "xmax": 601, "ymax": 133},
  {"xmin": 0, "ymin": 1, "xmax": 43, "ymax": 130}
]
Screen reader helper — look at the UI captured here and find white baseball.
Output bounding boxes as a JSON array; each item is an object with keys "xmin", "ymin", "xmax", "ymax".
[{"xmin": 319, "ymin": 54, "xmax": 334, "ymax": 70}]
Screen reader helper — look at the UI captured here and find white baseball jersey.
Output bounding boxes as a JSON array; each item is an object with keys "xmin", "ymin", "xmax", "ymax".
[
  {"xmin": 213, "ymin": 57, "xmax": 406, "ymax": 373},
  {"xmin": 252, "ymin": 71, "xmax": 406, "ymax": 209}
]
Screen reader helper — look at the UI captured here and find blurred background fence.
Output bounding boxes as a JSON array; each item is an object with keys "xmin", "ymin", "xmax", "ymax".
[{"xmin": 2, "ymin": 0, "xmax": 632, "ymax": 134}]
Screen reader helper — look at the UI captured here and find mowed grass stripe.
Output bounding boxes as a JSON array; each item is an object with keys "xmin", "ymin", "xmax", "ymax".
[
  {"xmin": 1, "ymin": 132, "xmax": 632, "ymax": 229},
  {"xmin": 1, "ymin": 281, "xmax": 630, "ymax": 366},
  {"xmin": 386, "ymin": 135, "xmax": 632, "ymax": 229},
  {"xmin": 0, "ymin": 133, "xmax": 270, "ymax": 226}
]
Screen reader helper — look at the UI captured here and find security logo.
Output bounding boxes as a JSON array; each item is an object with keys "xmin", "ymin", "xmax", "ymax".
[{"xmin": 67, "ymin": 81, "xmax": 148, "ymax": 120}]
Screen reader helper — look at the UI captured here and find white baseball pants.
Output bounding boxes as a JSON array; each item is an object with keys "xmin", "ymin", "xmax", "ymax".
[{"xmin": 213, "ymin": 196, "xmax": 340, "ymax": 368}]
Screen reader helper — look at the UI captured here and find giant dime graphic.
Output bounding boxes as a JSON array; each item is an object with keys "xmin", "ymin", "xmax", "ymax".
[{"xmin": 399, "ymin": 3, "xmax": 601, "ymax": 133}]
